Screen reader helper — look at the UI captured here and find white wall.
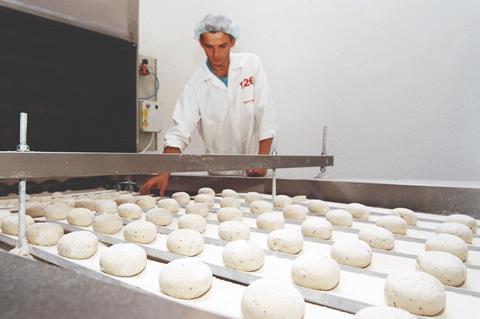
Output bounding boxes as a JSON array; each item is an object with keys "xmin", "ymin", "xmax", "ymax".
[{"xmin": 139, "ymin": 0, "xmax": 480, "ymax": 182}]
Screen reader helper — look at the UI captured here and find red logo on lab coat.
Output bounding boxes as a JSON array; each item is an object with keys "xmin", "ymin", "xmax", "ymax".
[{"xmin": 240, "ymin": 76, "xmax": 255, "ymax": 89}]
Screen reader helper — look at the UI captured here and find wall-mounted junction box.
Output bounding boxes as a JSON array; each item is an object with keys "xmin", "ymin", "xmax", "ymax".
[{"xmin": 139, "ymin": 100, "xmax": 161, "ymax": 133}]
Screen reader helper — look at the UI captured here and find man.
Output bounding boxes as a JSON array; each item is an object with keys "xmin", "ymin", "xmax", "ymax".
[{"xmin": 140, "ymin": 14, "xmax": 276, "ymax": 195}]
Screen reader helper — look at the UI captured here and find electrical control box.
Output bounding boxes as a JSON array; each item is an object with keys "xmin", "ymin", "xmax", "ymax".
[{"xmin": 139, "ymin": 100, "xmax": 161, "ymax": 133}]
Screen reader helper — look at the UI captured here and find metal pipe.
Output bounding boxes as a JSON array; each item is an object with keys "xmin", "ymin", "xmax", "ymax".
[
  {"xmin": 271, "ymin": 136, "xmax": 277, "ymax": 199},
  {"xmin": 320, "ymin": 125, "xmax": 327, "ymax": 174}
]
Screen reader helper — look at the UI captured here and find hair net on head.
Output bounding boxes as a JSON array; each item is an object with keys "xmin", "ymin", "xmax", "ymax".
[{"xmin": 194, "ymin": 14, "xmax": 239, "ymax": 40}]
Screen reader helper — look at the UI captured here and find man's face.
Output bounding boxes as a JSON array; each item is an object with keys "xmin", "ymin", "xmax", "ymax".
[{"xmin": 200, "ymin": 32, "xmax": 236, "ymax": 68}]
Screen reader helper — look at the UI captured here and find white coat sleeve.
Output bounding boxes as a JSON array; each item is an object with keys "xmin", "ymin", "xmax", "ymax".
[
  {"xmin": 254, "ymin": 57, "xmax": 276, "ymax": 141},
  {"xmin": 163, "ymin": 85, "xmax": 200, "ymax": 151}
]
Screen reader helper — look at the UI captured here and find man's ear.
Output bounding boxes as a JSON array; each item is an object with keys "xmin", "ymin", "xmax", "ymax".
[{"xmin": 230, "ymin": 37, "xmax": 236, "ymax": 47}]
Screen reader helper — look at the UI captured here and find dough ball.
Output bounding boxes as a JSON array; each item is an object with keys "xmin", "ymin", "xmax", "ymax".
[
  {"xmin": 273, "ymin": 195, "xmax": 293, "ymax": 209},
  {"xmin": 145, "ymin": 207, "xmax": 173, "ymax": 226},
  {"xmin": 0, "ymin": 210, "xmax": 12, "ymax": 227},
  {"xmin": 95, "ymin": 199, "xmax": 117, "ymax": 214},
  {"xmin": 223, "ymin": 240, "xmax": 264, "ymax": 271},
  {"xmin": 257, "ymin": 212, "xmax": 284, "ymax": 231},
  {"xmin": 355, "ymin": 306, "xmax": 416, "ymax": 319},
  {"xmin": 1, "ymin": 214, "xmax": 35, "ymax": 235},
  {"xmin": 75, "ymin": 198, "xmax": 97, "ymax": 211},
  {"xmin": 159, "ymin": 258, "xmax": 212, "ymax": 299},
  {"xmin": 331, "ymin": 238, "xmax": 372, "ymax": 268},
  {"xmin": 291, "ymin": 254, "xmax": 340, "ymax": 290},
  {"xmin": 307, "ymin": 199, "xmax": 329, "ymax": 215},
  {"xmin": 194, "ymin": 194, "xmax": 214, "ymax": 209},
  {"xmin": 166, "ymin": 229, "xmax": 204, "ymax": 256},
  {"xmin": 57, "ymin": 231, "xmax": 98, "ymax": 259},
  {"xmin": 292, "ymin": 195, "xmax": 308, "ymax": 204},
  {"xmin": 376, "ymin": 215, "xmax": 408, "ymax": 235},
  {"xmin": 345, "ymin": 203, "xmax": 369, "ymax": 220},
  {"xmin": 436, "ymin": 222, "xmax": 472, "ymax": 244},
  {"xmin": 245, "ymin": 192, "xmax": 263, "ymax": 205},
  {"xmin": 267, "ymin": 229, "xmax": 303, "ymax": 254},
  {"xmin": 241, "ymin": 278, "xmax": 305, "ymax": 319},
  {"xmin": 358, "ymin": 226, "xmax": 395, "ymax": 250},
  {"xmin": 100, "ymin": 243, "xmax": 147, "ymax": 277},
  {"xmin": 178, "ymin": 214, "xmax": 207, "ymax": 233},
  {"xmin": 384, "ymin": 271, "xmax": 446, "ymax": 316},
  {"xmin": 445, "ymin": 214, "xmax": 477, "ymax": 234},
  {"xmin": 117, "ymin": 203, "xmax": 143, "ymax": 220},
  {"xmin": 217, "ymin": 207, "xmax": 242, "ymax": 222},
  {"xmin": 283, "ymin": 204, "xmax": 307, "ymax": 220},
  {"xmin": 219, "ymin": 196, "xmax": 240, "ymax": 208},
  {"xmin": 218, "ymin": 221, "xmax": 250, "ymax": 241},
  {"xmin": 198, "ymin": 187, "xmax": 215, "ymax": 196},
  {"xmin": 326, "ymin": 209, "xmax": 353, "ymax": 227},
  {"xmin": 221, "ymin": 189, "xmax": 238, "ymax": 198},
  {"xmin": 392, "ymin": 208, "xmax": 417, "ymax": 226},
  {"xmin": 425, "ymin": 233, "xmax": 468, "ymax": 262},
  {"xmin": 67, "ymin": 207, "xmax": 95, "ymax": 226},
  {"xmin": 26, "ymin": 222, "xmax": 64, "ymax": 246},
  {"xmin": 185, "ymin": 202, "xmax": 209, "ymax": 217},
  {"xmin": 53, "ymin": 198, "xmax": 75, "ymax": 209},
  {"xmin": 301, "ymin": 217, "xmax": 332, "ymax": 240},
  {"xmin": 44, "ymin": 203, "xmax": 69, "ymax": 220},
  {"xmin": 135, "ymin": 196, "xmax": 156, "ymax": 210},
  {"xmin": 124, "ymin": 220, "xmax": 157, "ymax": 244},
  {"xmin": 92, "ymin": 214, "xmax": 123, "ymax": 234},
  {"xmin": 416, "ymin": 251, "xmax": 466, "ymax": 286},
  {"xmin": 114, "ymin": 194, "xmax": 136, "ymax": 205},
  {"xmin": 157, "ymin": 198, "xmax": 180, "ymax": 214},
  {"xmin": 250, "ymin": 200, "xmax": 273, "ymax": 214},
  {"xmin": 172, "ymin": 192, "xmax": 191, "ymax": 208},
  {"xmin": 26, "ymin": 202, "xmax": 47, "ymax": 218}
]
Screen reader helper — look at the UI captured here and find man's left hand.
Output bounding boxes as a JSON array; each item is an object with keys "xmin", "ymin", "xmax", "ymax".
[{"xmin": 246, "ymin": 168, "xmax": 267, "ymax": 177}]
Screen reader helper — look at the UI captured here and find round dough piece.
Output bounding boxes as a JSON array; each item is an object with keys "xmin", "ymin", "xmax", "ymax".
[
  {"xmin": 425, "ymin": 233, "xmax": 468, "ymax": 262},
  {"xmin": 178, "ymin": 214, "xmax": 207, "ymax": 233},
  {"xmin": 198, "ymin": 187, "xmax": 215, "ymax": 196},
  {"xmin": 123, "ymin": 220, "xmax": 157, "ymax": 244},
  {"xmin": 44, "ymin": 203, "xmax": 69, "ymax": 220},
  {"xmin": 436, "ymin": 222, "xmax": 472, "ymax": 244},
  {"xmin": 57, "ymin": 231, "xmax": 98, "ymax": 259},
  {"xmin": 219, "ymin": 196, "xmax": 240, "ymax": 208},
  {"xmin": 92, "ymin": 214, "xmax": 122, "ymax": 234},
  {"xmin": 301, "ymin": 217, "xmax": 332, "ymax": 240},
  {"xmin": 1, "ymin": 214, "xmax": 35, "ymax": 235},
  {"xmin": 185, "ymin": 202, "xmax": 209, "ymax": 217},
  {"xmin": 273, "ymin": 195, "xmax": 293, "ymax": 209},
  {"xmin": 194, "ymin": 194, "xmax": 214, "ymax": 209},
  {"xmin": 117, "ymin": 203, "xmax": 142, "ymax": 220},
  {"xmin": 241, "ymin": 278, "xmax": 305, "ymax": 319},
  {"xmin": 292, "ymin": 195, "xmax": 308, "ymax": 204},
  {"xmin": 250, "ymin": 200, "xmax": 273, "ymax": 214},
  {"xmin": 166, "ymin": 229, "xmax": 204, "ymax": 256},
  {"xmin": 445, "ymin": 214, "xmax": 477, "ymax": 234},
  {"xmin": 95, "ymin": 199, "xmax": 117, "ymax": 214},
  {"xmin": 0, "ymin": 209, "xmax": 12, "ymax": 227},
  {"xmin": 223, "ymin": 240, "xmax": 265, "ymax": 271},
  {"xmin": 99, "ymin": 243, "xmax": 147, "ymax": 277},
  {"xmin": 159, "ymin": 258, "xmax": 212, "ymax": 299},
  {"xmin": 53, "ymin": 198, "xmax": 75, "ymax": 209},
  {"xmin": 283, "ymin": 204, "xmax": 307, "ymax": 220},
  {"xmin": 75, "ymin": 198, "xmax": 97, "ymax": 211},
  {"xmin": 218, "ymin": 221, "xmax": 250, "ymax": 241},
  {"xmin": 145, "ymin": 207, "xmax": 172, "ymax": 226},
  {"xmin": 292, "ymin": 254, "xmax": 340, "ymax": 290},
  {"xmin": 326, "ymin": 209, "xmax": 353, "ymax": 227},
  {"xmin": 157, "ymin": 198, "xmax": 180, "ymax": 214},
  {"xmin": 26, "ymin": 222, "xmax": 64, "ymax": 246},
  {"xmin": 67, "ymin": 207, "xmax": 95, "ymax": 227},
  {"xmin": 376, "ymin": 215, "xmax": 408, "ymax": 235},
  {"xmin": 114, "ymin": 194, "xmax": 136, "ymax": 205},
  {"xmin": 135, "ymin": 196, "xmax": 156, "ymax": 210},
  {"xmin": 26, "ymin": 202, "xmax": 47, "ymax": 218},
  {"xmin": 331, "ymin": 238, "xmax": 372, "ymax": 268},
  {"xmin": 221, "ymin": 189, "xmax": 238, "ymax": 198},
  {"xmin": 172, "ymin": 192, "xmax": 190, "ymax": 208},
  {"xmin": 345, "ymin": 203, "xmax": 369, "ymax": 220},
  {"xmin": 416, "ymin": 251, "xmax": 466, "ymax": 286},
  {"xmin": 217, "ymin": 207, "xmax": 242, "ymax": 222},
  {"xmin": 384, "ymin": 271, "xmax": 446, "ymax": 316},
  {"xmin": 257, "ymin": 212, "xmax": 284, "ymax": 231},
  {"xmin": 307, "ymin": 199, "xmax": 329, "ymax": 215},
  {"xmin": 267, "ymin": 229, "xmax": 303, "ymax": 254},
  {"xmin": 392, "ymin": 208, "xmax": 417, "ymax": 226},
  {"xmin": 358, "ymin": 226, "xmax": 395, "ymax": 250},
  {"xmin": 355, "ymin": 306, "xmax": 416, "ymax": 319},
  {"xmin": 245, "ymin": 192, "xmax": 263, "ymax": 205}
]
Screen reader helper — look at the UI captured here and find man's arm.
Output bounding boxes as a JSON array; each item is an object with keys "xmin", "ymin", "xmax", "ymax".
[
  {"xmin": 246, "ymin": 137, "xmax": 273, "ymax": 177},
  {"xmin": 139, "ymin": 147, "xmax": 181, "ymax": 195}
]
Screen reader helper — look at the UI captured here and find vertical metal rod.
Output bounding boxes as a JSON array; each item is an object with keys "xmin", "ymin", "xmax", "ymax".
[
  {"xmin": 271, "ymin": 136, "xmax": 277, "ymax": 200},
  {"xmin": 320, "ymin": 126, "xmax": 327, "ymax": 174}
]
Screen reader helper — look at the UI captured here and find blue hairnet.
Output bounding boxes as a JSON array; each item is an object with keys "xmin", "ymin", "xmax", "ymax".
[{"xmin": 194, "ymin": 14, "xmax": 239, "ymax": 40}]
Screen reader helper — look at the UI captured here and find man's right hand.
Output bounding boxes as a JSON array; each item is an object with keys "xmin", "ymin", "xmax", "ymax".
[{"xmin": 139, "ymin": 172, "xmax": 170, "ymax": 196}]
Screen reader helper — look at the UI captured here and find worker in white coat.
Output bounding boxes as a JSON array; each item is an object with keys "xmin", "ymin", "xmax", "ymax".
[{"xmin": 141, "ymin": 14, "xmax": 276, "ymax": 195}]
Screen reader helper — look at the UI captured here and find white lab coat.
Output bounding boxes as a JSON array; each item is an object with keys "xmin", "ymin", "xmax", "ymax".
[{"xmin": 164, "ymin": 53, "xmax": 276, "ymax": 175}]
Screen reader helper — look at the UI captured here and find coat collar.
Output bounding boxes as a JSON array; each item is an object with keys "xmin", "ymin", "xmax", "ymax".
[{"xmin": 201, "ymin": 53, "xmax": 243, "ymax": 82}]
